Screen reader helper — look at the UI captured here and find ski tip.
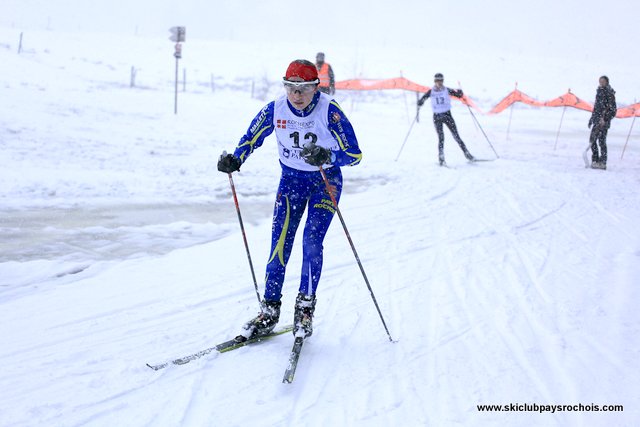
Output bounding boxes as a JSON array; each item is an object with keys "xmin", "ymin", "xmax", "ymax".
[{"xmin": 146, "ymin": 363, "xmax": 167, "ymax": 371}]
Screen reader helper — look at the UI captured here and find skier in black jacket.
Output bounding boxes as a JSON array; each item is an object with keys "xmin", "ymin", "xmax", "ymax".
[
  {"xmin": 417, "ymin": 73, "xmax": 474, "ymax": 166},
  {"xmin": 588, "ymin": 76, "xmax": 617, "ymax": 170}
]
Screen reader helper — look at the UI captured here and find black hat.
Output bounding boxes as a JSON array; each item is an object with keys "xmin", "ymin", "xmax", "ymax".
[
  {"xmin": 434, "ymin": 73, "xmax": 444, "ymax": 80},
  {"xmin": 599, "ymin": 75, "xmax": 609, "ymax": 84}
]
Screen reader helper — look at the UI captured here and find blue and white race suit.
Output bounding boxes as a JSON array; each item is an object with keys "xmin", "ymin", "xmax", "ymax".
[{"xmin": 233, "ymin": 91, "xmax": 362, "ymax": 301}]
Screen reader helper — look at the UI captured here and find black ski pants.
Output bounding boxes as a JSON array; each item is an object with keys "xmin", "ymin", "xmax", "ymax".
[
  {"xmin": 433, "ymin": 111, "xmax": 470, "ymax": 159},
  {"xmin": 589, "ymin": 123, "xmax": 609, "ymax": 164}
]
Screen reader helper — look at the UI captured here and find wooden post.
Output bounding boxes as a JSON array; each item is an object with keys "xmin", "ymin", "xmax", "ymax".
[
  {"xmin": 18, "ymin": 32, "xmax": 23, "ymax": 54},
  {"xmin": 507, "ymin": 104, "xmax": 514, "ymax": 141},
  {"xmin": 400, "ymin": 70, "xmax": 410, "ymax": 124},
  {"xmin": 507, "ymin": 82, "xmax": 517, "ymax": 141},
  {"xmin": 210, "ymin": 73, "xmax": 215, "ymax": 93},
  {"xmin": 130, "ymin": 66, "xmax": 136, "ymax": 87}
]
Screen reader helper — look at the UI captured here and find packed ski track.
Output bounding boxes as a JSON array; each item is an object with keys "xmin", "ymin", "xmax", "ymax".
[{"xmin": 2, "ymin": 26, "xmax": 640, "ymax": 427}]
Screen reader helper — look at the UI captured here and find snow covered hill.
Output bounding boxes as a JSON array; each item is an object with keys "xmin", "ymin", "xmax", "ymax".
[{"xmin": 1, "ymin": 11, "xmax": 639, "ymax": 427}]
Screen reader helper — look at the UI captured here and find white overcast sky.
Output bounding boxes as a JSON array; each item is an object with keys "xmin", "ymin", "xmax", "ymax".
[{"xmin": 2, "ymin": 0, "xmax": 635, "ymax": 61}]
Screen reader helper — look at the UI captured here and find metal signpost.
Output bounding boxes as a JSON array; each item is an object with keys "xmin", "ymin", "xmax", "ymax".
[{"xmin": 169, "ymin": 26, "xmax": 186, "ymax": 114}]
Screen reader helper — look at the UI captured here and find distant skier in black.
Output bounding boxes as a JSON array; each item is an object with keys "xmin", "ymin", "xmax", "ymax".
[
  {"xmin": 588, "ymin": 75, "xmax": 617, "ymax": 170},
  {"xmin": 417, "ymin": 73, "xmax": 474, "ymax": 166}
]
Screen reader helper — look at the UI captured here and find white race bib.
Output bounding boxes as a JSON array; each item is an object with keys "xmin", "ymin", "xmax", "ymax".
[
  {"xmin": 430, "ymin": 87, "xmax": 452, "ymax": 114},
  {"xmin": 273, "ymin": 93, "xmax": 339, "ymax": 171}
]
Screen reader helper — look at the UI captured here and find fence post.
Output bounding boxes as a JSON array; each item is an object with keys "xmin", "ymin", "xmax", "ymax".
[
  {"xmin": 507, "ymin": 104, "xmax": 514, "ymax": 140},
  {"xmin": 130, "ymin": 66, "xmax": 136, "ymax": 87},
  {"xmin": 400, "ymin": 70, "xmax": 410, "ymax": 124},
  {"xmin": 18, "ymin": 32, "xmax": 23, "ymax": 54},
  {"xmin": 506, "ymin": 82, "xmax": 518, "ymax": 141},
  {"xmin": 210, "ymin": 73, "xmax": 215, "ymax": 93}
]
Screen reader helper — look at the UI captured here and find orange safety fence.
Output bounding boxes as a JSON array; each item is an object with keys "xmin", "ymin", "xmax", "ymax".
[
  {"xmin": 335, "ymin": 77, "xmax": 637, "ymax": 118},
  {"xmin": 487, "ymin": 88, "xmax": 545, "ymax": 114},
  {"xmin": 335, "ymin": 77, "xmax": 430, "ymax": 93},
  {"xmin": 616, "ymin": 102, "xmax": 640, "ymax": 118},
  {"xmin": 335, "ymin": 77, "xmax": 481, "ymax": 111},
  {"xmin": 543, "ymin": 90, "xmax": 593, "ymax": 112}
]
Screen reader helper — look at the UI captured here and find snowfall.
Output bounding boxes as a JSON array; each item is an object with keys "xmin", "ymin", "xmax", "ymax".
[{"xmin": 1, "ymin": 1, "xmax": 639, "ymax": 426}]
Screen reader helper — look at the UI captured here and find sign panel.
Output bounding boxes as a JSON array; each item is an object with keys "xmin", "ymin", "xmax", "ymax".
[{"xmin": 169, "ymin": 26, "xmax": 186, "ymax": 42}]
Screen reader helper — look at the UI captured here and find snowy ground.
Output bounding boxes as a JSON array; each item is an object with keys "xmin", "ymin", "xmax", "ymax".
[{"xmin": 1, "ymin": 26, "xmax": 640, "ymax": 427}]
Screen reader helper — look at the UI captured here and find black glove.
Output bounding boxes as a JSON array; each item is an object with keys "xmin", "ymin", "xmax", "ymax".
[
  {"xmin": 217, "ymin": 152, "xmax": 241, "ymax": 173},
  {"xmin": 458, "ymin": 89, "xmax": 464, "ymax": 97},
  {"xmin": 588, "ymin": 118, "xmax": 593, "ymax": 128},
  {"xmin": 417, "ymin": 98, "xmax": 424, "ymax": 107},
  {"xmin": 300, "ymin": 143, "xmax": 332, "ymax": 166}
]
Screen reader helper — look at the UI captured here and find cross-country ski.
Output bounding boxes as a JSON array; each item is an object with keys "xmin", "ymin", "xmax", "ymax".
[
  {"xmin": 282, "ymin": 337, "xmax": 305, "ymax": 384},
  {"xmin": 146, "ymin": 325, "xmax": 294, "ymax": 370}
]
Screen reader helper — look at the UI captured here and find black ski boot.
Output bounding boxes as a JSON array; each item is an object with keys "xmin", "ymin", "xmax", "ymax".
[
  {"xmin": 591, "ymin": 161, "xmax": 606, "ymax": 170},
  {"xmin": 293, "ymin": 293, "xmax": 317, "ymax": 338},
  {"xmin": 464, "ymin": 150, "xmax": 475, "ymax": 161},
  {"xmin": 438, "ymin": 153, "xmax": 446, "ymax": 167},
  {"xmin": 240, "ymin": 299, "xmax": 281, "ymax": 339}
]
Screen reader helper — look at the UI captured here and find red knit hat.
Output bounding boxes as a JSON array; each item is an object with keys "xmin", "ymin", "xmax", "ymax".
[{"xmin": 284, "ymin": 60, "xmax": 319, "ymax": 82}]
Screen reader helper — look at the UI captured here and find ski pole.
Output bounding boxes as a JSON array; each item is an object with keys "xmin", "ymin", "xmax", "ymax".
[
  {"xmin": 467, "ymin": 105, "xmax": 499, "ymax": 159},
  {"xmin": 458, "ymin": 81, "xmax": 479, "ymax": 134},
  {"xmin": 583, "ymin": 143, "xmax": 591, "ymax": 168},
  {"xmin": 318, "ymin": 166, "xmax": 394, "ymax": 342},
  {"xmin": 553, "ymin": 106, "xmax": 567, "ymax": 151},
  {"xmin": 621, "ymin": 115, "xmax": 636, "ymax": 160},
  {"xmin": 458, "ymin": 81, "xmax": 499, "ymax": 159},
  {"xmin": 394, "ymin": 113, "xmax": 419, "ymax": 162},
  {"xmin": 227, "ymin": 172, "xmax": 261, "ymax": 305}
]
